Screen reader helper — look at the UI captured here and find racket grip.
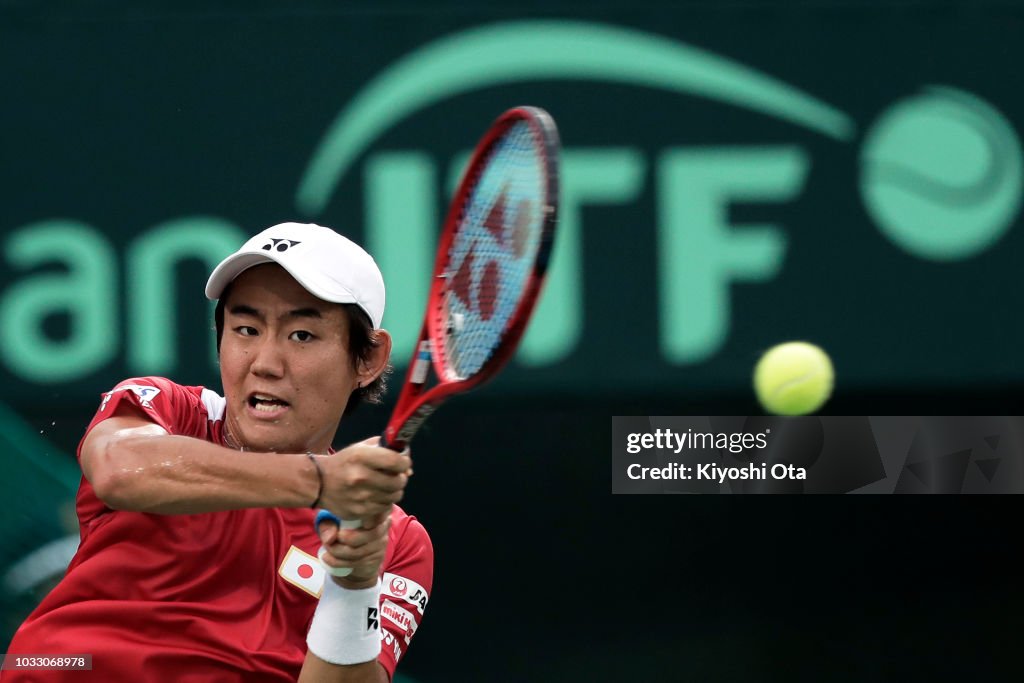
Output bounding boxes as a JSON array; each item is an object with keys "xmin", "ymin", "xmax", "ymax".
[
  {"xmin": 379, "ymin": 432, "xmax": 407, "ymax": 453},
  {"xmin": 314, "ymin": 510, "xmax": 363, "ymax": 577}
]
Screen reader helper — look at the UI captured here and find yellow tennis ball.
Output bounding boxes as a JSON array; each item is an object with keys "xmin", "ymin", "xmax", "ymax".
[{"xmin": 753, "ymin": 342, "xmax": 834, "ymax": 415}]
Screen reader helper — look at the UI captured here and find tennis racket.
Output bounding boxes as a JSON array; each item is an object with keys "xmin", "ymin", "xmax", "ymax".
[{"xmin": 318, "ymin": 106, "xmax": 560, "ymax": 574}]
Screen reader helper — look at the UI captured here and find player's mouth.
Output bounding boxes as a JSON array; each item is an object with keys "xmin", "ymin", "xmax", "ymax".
[{"xmin": 246, "ymin": 392, "xmax": 291, "ymax": 419}]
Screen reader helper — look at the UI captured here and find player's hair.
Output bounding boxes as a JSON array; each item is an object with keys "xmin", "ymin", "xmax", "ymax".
[{"xmin": 213, "ymin": 286, "xmax": 390, "ymax": 416}]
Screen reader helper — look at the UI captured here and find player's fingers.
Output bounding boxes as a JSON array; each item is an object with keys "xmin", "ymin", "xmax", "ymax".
[
  {"xmin": 350, "ymin": 446, "xmax": 412, "ymax": 474},
  {"xmin": 337, "ymin": 512, "xmax": 391, "ymax": 546},
  {"xmin": 357, "ymin": 489, "xmax": 405, "ymax": 511},
  {"xmin": 358, "ymin": 502, "xmax": 393, "ymax": 520},
  {"xmin": 326, "ymin": 500, "xmax": 392, "ymax": 522},
  {"xmin": 368, "ymin": 469, "xmax": 410, "ymax": 493},
  {"xmin": 323, "ymin": 552, "xmax": 387, "ymax": 586},
  {"xmin": 315, "ymin": 512, "xmax": 340, "ymax": 545},
  {"xmin": 356, "ymin": 509, "xmax": 392, "ymax": 530},
  {"xmin": 320, "ymin": 549, "xmax": 364, "ymax": 573},
  {"xmin": 332, "ymin": 531, "xmax": 372, "ymax": 551},
  {"xmin": 338, "ymin": 465, "xmax": 409, "ymax": 495},
  {"xmin": 382, "ymin": 489, "xmax": 405, "ymax": 505},
  {"xmin": 317, "ymin": 525, "xmax": 338, "ymax": 546},
  {"xmin": 323, "ymin": 534, "xmax": 388, "ymax": 561},
  {"xmin": 326, "ymin": 448, "xmax": 410, "ymax": 486}
]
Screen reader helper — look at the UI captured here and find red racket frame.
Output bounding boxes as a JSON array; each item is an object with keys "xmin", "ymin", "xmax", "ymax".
[{"xmin": 381, "ymin": 106, "xmax": 560, "ymax": 450}]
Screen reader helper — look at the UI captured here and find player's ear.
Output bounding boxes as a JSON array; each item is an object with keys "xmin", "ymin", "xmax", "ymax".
[{"xmin": 357, "ymin": 329, "xmax": 392, "ymax": 385}]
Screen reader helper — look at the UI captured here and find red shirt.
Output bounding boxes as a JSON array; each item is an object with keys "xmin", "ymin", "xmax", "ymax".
[{"xmin": 4, "ymin": 377, "xmax": 433, "ymax": 682}]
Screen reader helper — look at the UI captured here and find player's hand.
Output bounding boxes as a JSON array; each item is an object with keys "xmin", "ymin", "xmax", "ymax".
[
  {"xmin": 317, "ymin": 508, "xmax": 392, "ymax": 589},
  {"xmin": 317, "ymin": 437, "xmax": 412, "ymax": 521}
]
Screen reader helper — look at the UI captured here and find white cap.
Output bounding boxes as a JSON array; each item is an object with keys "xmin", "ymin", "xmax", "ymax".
[{"xmin": 205, "ymin": 222, "xmax": 385, "ymax": 328}]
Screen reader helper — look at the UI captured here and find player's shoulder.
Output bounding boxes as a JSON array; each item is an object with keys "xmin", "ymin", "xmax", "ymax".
[
  {"xmin": 104, "ymin": 377, "xmax": 224, "ymax": 418},
  {"xmin": 389, "ymin": 504, "xmax": 419, "ymax": 529},
  {"xmin": 390, "ymin": 505, "xmax": 433, "ymax": 548},
  {"xmin": 107, "ymin": 375, "xmax": 177, "ymax": 396},
  {"xmin": 107, "ymin": 375, "xmax": 203, "ymax": 396}
]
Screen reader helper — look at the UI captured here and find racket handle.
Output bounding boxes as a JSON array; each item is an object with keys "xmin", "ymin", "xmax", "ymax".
[
  {"xmin": 314, "ymin": 509, "xmax": 362, "ymax": 577},
  {"xmin": 379, "ymin": 432, "xmax": 407, "ymax": 453}
]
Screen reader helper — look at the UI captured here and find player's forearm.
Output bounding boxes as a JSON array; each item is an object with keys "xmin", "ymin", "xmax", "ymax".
[
  {"xmin": 297, "ymin": 655, "xmax": 388, "ymax": 683},
  {"xmin": 87, "ymin": 432, "xmax": 318, "ymax": 514}
]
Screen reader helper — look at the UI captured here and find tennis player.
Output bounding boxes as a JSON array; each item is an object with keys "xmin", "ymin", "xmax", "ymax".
[{"xmin": 3, "ymin": 223, "xmax": 433, "ymax": 682}]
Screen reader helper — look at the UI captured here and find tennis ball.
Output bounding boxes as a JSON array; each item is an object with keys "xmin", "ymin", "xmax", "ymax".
[{"xmin": 753, "ymin": 342, "xmax": 834, "ymax": 416}]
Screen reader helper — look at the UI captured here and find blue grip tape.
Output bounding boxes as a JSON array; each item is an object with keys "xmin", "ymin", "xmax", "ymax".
[{"xmin": 314, "ymin": 508, "xmax": 342, "ymax": 530}]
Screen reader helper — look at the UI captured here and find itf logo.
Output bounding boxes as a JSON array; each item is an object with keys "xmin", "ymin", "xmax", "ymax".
[
  {"xmin": 296, "ymin": 20, "xmax": 1022, "ymax": 365},
  {"xmin": 860, "ymin": 87, "xmax": 1021, "ymax": 261},
  {"xmin": 1, "ymin": 20, "xmax": 1019, "ymax": 385}
]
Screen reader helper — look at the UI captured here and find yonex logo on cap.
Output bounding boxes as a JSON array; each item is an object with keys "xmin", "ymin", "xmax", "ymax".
[{"xmin": 262, "ymin": 238, "xmax": 302, "ymax": 252}]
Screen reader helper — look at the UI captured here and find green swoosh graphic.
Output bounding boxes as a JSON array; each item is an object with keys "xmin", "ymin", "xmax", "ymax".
[{"xmin": 297, "ymin": 20, "xmax": 855, "ymax": 214}]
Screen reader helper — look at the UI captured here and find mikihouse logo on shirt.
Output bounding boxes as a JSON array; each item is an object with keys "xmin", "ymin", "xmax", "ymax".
[{"xmin": 278, "ymin": 546, "xmax": 325, "ymax": 597}]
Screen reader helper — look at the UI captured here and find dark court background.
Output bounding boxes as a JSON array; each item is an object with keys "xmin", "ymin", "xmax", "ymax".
[{"xmin": 1, "ymin": 1, "xmax": 1020, "ymax": 680}]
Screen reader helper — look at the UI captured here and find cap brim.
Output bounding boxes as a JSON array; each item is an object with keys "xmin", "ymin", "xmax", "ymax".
[
  {"xmin": 205, "ymin": 252, "xmax": 278, "ymax": 300},
  {"xmin": 205, "ymin": 249, "xmax": 360, "ymax": 305}
]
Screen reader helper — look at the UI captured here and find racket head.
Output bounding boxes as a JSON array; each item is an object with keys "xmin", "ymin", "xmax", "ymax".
[
  {"xmin": 426, "ymin": 106, "xmax": 559, "ymax": 386},
  {"xmin": 383, "ymin": 106, "xmax": 560, "ymax": 449}
]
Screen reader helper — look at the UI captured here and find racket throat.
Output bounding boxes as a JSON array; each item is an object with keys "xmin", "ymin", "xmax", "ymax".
[
  {"xmin": 387, "ymin": 403, "xmax": 438, "ymax": 451},
  {"xmin": 410, "ymin": 340, "xmax": 433, "ymax": 385}
]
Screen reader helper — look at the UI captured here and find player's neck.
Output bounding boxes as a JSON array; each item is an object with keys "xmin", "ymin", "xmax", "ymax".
[{"xmin": 223, "ymin": 422, "xmax": 246, "ymax": 452}]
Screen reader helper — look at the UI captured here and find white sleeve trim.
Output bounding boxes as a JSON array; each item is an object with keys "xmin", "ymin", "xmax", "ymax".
[{"xmin": 200, "ymin": 387, "xmax": 226, "ymax": 421}]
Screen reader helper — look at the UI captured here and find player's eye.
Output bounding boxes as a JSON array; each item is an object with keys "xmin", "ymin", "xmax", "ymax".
[
  {"xmin": 234, "ymin": 326, "xmax": 259, "ymax": 337},
  {"xmin": 289, "ymin": 330, "xmax": 315, "ymax": 342}
]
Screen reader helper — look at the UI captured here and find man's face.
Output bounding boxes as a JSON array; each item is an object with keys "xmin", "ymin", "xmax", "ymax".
[{"xmin": 219, "ymin": 263, "xmax": 357, "ymax": 453}]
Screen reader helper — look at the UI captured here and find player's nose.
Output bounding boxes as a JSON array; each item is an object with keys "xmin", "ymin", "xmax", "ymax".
[{"xmin": 249, "ymin": 337, "xmax": 286, "ymax": 378}]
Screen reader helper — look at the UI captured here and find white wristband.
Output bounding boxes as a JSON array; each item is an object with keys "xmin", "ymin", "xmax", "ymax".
[{"xmin": 306, "ymin": 575, "xmax": 382, "ymax": 666}]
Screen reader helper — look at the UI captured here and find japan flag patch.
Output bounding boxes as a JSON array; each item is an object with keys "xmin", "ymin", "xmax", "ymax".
[{"xmin": 278, "ymin": 545, "xmax": 325, "ymax": 597}]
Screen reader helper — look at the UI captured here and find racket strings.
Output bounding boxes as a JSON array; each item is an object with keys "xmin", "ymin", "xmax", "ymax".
[{"xmin": 436, "ymin": 121, "xmax": 546, "ymax": 379}]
